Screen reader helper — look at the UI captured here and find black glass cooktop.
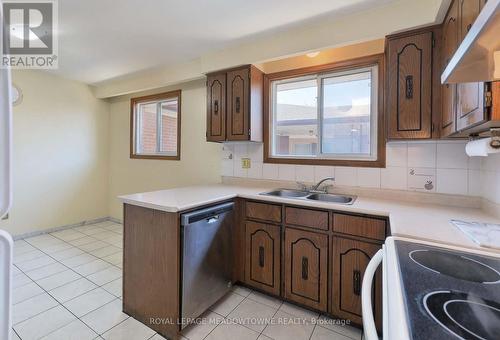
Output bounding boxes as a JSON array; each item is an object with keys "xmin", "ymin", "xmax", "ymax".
[{"xmin": 395, "ymin": 241, "xmax": 500, "ymax": 340}]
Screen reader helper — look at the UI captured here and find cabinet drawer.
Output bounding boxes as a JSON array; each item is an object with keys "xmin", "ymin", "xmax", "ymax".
[
  {"xmin": 285, "ymin": 207, "xmax": 329, "ymax": 231},
  {"xmin": 246, "ymin": 201, "xmax": 281, "ymax": 223},
  {"xmin": 333, "ymin": 214, "xmax": 386, "ymax": 241}
]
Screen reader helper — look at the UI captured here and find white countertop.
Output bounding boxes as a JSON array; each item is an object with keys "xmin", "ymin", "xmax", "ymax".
[{"xmin": 118, "ymin": 184, "xmax": 500, "ymax": 253}]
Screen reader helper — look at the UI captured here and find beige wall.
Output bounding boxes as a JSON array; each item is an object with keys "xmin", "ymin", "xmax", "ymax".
[
  {"xmin": 107, "ymin": 79, "xmax": 221, "ymax": 219},
  {"xmin": 0, "ymin": 70, "xmax": 110, "ymax": 236}
]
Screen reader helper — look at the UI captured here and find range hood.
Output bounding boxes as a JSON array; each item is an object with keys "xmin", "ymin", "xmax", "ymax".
[{"xmin": 441, "ymin": 0, "xmax": 500, "ymax": 84}]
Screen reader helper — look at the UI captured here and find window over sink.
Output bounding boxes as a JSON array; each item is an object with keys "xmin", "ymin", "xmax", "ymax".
[
  {"xmin": 264, "ymin": 54, "xmax": 385, "ymax": 167},
  {"xmin": 130, "ymin": 90, "xmax": 181, "ymax": 160}
]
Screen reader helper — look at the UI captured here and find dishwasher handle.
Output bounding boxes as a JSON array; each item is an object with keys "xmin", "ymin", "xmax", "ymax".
[
  {"xmin": 181, "ymin": 202, "xmax": 234, "ymax": 226},
  {"xmin": 362, "ymin": 249, "xmax": 383, "ymax": 340}
]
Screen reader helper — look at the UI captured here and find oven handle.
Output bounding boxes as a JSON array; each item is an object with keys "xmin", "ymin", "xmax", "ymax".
[{"xmin": 362, "ymin": 249, "xmax": 383, "ymax": 340}]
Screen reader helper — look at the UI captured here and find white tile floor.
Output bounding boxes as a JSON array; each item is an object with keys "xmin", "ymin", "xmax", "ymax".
[{"xmin": 11, "ymin": 221, "xmax": 363, "ymax": 340}]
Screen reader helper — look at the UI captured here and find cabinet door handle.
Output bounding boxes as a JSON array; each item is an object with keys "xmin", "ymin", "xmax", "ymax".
[
  {"xmin": 353, "ymin": 270, "xmax": 361, "ymax": 296},
  {"xmin": 235, "ymin": 97, "xmax": 241, "ymax": 113},
  {"xmin": 214, "ymin": 100, "xmax": 219, "ymax": 114},
  {"xmin": 405, "ymin": 75, "xmax": 414, "ymax": 99},
  {"xmin": 302, "ymin": 257, "xmax": 309, "ymax": 280},
  {"xmin": 258, "ymin": 246, "xmax": 265, "ymax": 268}
]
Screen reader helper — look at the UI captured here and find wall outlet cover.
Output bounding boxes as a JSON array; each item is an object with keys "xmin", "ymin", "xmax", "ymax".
[{"xmin": 241, "ymin": 158, "xmax": 251, "ymax": 169}]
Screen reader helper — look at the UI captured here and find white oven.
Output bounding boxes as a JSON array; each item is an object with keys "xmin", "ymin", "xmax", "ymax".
[
  {"xmin": 362, "ymin": 236, "xmax": 500, "ymax": 340},
  {"xmin": 362, "ymin": 238, "xmax": 411, "ymax": 340}
]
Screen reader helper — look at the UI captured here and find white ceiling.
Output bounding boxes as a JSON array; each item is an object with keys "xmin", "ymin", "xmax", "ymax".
[{"xmin": 54, "ymin": 0, "xmax": 397, "ymax": 85}]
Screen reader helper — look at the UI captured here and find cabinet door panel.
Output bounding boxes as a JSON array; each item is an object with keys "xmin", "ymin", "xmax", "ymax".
[
  {"xmin": 206, "ymin": 73, "xmax": 226, "ymax": 142},
  {"xmin": 387, "ymin": 32, "xmax": 432, "ymax": 139},
  {"xmin": 245, "ymin": 221, "xmax": 280, "ymax": 295},
  {"xmin": 227, "ymin": 68, "xmax": 250, "ymax": 141},
  {"xmin": 459, "ymin": 0, "xmax": 482, "ymax": 41},
  {"xmin": 456, "ymin": 82, "xmax": 485, "ymax": 130},
  {"xmin": 284, "ymin": 228, "xmax": 328, "ymax": 312},
  {"xmin": 332, "ymin": 237, "xmax": 382, "ymax": 331},
  {"xmin": 441, "ymin": 0, "xmax": 459, "ymax": 136}
]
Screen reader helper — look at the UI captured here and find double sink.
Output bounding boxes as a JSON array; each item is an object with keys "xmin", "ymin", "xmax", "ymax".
[{"xmin": 260, "ymin": 189, "xmax": 356, "ymax": 205}]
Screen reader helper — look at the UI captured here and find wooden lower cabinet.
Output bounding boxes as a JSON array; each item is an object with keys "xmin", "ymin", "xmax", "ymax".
[
  {"xmin": 284, "ymin": 227, "xmax": 328, "ymax": 312},
  {"xmin": 331, "ymin": 237, "xmax": 383, "ymax": 331},
  {"xmin": 244, "ymin": 221, "xmax": 281, "ymax": 295}
]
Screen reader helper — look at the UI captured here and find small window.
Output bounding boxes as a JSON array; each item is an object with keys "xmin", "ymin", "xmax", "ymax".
[
  {"xmin": 265, "ymin": 55, "xmax": 384, "ymax": 167},
  {"xmin": 130, "ymin": 90, "xmax": 181, "ymax": 160}
]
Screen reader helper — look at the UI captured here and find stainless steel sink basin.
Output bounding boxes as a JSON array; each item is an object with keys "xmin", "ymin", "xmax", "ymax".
[
  {"xmin": 261, "ymin": 189, "xmax": 309, "ymax": 198},
  {"xmin": 306, "ymin": 193, "xmax": 356, "ymax": 204},
  {"xmin": 260, "ymin": 189, "xmax": 356, "ymax": 205}
]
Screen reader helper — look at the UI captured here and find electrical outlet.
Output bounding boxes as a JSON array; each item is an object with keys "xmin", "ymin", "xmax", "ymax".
[{"xmin": 241, "ymin": 158, "xmax": 251, "ymax": 169}]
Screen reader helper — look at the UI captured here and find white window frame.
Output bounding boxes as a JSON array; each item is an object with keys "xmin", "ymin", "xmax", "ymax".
[{"xmin": 270, "ymin": 64, "xmax": 378, "ymax": 162}]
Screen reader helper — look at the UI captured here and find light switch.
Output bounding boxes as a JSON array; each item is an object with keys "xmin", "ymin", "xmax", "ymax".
[{"xmin": 241, "ymin": 158, "xmax": 251, "ymax": 169}]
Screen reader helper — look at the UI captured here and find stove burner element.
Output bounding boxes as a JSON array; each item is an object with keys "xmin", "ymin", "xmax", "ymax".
[
  {"xmin": 424, "ymin": 291, "xmax": 500, "ymax": 340},
  {"xmin": 409, "ymin": 250, "xmax": 500, "ymax": 284}
]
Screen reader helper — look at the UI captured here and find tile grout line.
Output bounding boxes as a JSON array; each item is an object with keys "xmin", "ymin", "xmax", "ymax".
[{"xmin": 12, "ymin": 222, "xmax": 126, "ymax": 339}]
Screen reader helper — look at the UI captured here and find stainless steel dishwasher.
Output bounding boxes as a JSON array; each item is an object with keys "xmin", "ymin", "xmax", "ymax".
[{"xmin": 180, "ymin": 202, "xmax": 234, "ymax": 327}]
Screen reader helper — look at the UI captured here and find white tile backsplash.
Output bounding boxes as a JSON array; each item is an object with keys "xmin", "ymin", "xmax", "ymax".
[
  {"xmin": 437, "ymin": 168, "xmax": 468, "ymax": 195},
  {"xmin": 335, "ymin": 167, "xmax": 357, "ymax": 186},
  {"xmin": 386, "ymin": 142, "xmax": 408, "ymax": 167},
  {"xmin": 221, "ymin": 159, "xmax": 234, "ymax": 177},
  {"xmin": 468, "ymin": 170, "xmax": 482, "ymax": 196},
  {"xmin": 381, "ymin": 167, "xmax": 407, "ymax": 190},
  {"xmin": 262, "ymin": 164, "xmax": 279, "ymax": 180},
  {"xmin": 295, "ymin": 165, "xmax": 314, "ymax": 182},
  {"xmin": 437, "ymin": 142, "xmax": 468, "ymax": 169},
  {"xmin": 248, "ymin": 162, "xmax": 263, "ymax": 179},
  {"xmin": 408, "ymin": 142, "xmax": 436, "ymax": 168},
  {"xmin": 247, "ymin": 143, "xmax": 264, "ymax": 163},
  {"xmin": 407, "ymin": 167, "xmax": 436, "ymax": 192},
  {"xmin": 278, "ymin": 164, "xmax": 295, "ymax": 181},
  {"xmin": 221, "ymin": 141, "xmax": 496, "ymax": 199},
  {"xmin": 357, "ymin": 168, "xmax": 381, "ymax": 188}
]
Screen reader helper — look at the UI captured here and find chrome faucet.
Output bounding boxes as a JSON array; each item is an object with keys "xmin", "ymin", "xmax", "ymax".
[{"xmin": 310, "ymin": 177, "xmax": 335, "ymax": 193}]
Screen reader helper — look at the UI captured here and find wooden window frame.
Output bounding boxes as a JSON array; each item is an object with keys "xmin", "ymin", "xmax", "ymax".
[
  {"xmin": 263, "ymin": 54, "xmax": 386, "ymax": 168},
  {"xmin": 130, "ymin": 90, "xmax": 181, "ymax": 160}
]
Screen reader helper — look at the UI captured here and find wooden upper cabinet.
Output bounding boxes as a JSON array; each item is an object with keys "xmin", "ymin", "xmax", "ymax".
[
  {"xmin": 455, "ymin": 0, "xmax": 487, "ymax": 132},
  {"xmin": 244, "ymin": 221, "xmax": 281, "ymax": 296},
  {"xmin": 387, "ymin": 31, "xmax": 433, "ymax": 139},
  {"xmin": 441, "ymin": 0, "xmax": 459, "ymax": 137},
  {"xmin": 456, "ymin": 82, "xmax": 486, "ymax": 131},
  {"xmin": 284, "ymin": 227, "xmax": 328, "ymax": 312},
  {"xmin": 206, "ymin": 73, "xmax": 226, "ymax": 142},
  {"xmin": 458, "ymin": 0, "xmax": 484, "ymax": 41},
  {"xmin": 206, "ymin": 65, "xmax": 263, "ymax": 142},
  {"xmin": 331, "ymin": 237, "xmax": 382, "ymax": 331}
]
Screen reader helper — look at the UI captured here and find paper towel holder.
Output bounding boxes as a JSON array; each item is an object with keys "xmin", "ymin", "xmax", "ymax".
[
  {"xmin": 469, "ymin": 128, "xmax": 500, "ymax": 149},
  {"xmin": 491, "ymin": 128, "xmax": 500, "ymax": 149}
]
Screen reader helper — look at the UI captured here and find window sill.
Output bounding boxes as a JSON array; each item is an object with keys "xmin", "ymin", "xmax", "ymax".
[{"xmin": 130, "ymin": 154, "xmax": 180, "ymax": 161}]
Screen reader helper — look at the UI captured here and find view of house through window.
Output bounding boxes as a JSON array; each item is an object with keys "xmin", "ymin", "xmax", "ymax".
[
  {"xmin": 271, "ymin": 65, "xmax": 378, "ymax": 161},
  {"xmin": 131, "ymin": 90, "xmax": 181, "ymax": 159}
]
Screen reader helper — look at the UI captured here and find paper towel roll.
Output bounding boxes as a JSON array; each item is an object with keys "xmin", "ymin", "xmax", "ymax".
[{"xmin": 465, "ymin": 138, "xmax": 500, "ymax": 157}]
